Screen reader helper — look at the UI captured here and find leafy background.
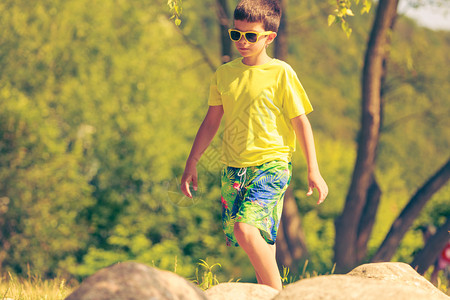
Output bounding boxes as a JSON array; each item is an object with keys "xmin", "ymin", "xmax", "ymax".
[{"xmin": 0, "ymin": 0, "xmax": 448, "ymax": 283}]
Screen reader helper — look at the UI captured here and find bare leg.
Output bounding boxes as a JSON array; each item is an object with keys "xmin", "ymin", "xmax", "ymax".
[
  {"xmin": 255, "ymin": 243, "xmax": 276, "ymax": 283},
  {"xmin": 234, "ymin": 222, "xmax": 282, "ymax": 290},
  {"xmin": 256, "ymin": 270, "xmax": 262, "ymax": 284}
]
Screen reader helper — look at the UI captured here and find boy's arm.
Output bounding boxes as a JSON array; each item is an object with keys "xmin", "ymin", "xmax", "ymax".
[
  {"xmin": 181, "ymin": 105, "xmax": 224, "ymax": 198},
  {"xmin": 290, "ymin": 114, "xmax": 328, "ymax": 204}
]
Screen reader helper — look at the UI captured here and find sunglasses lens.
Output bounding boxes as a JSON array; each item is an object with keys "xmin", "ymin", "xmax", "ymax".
[
  {"xmin": 245, "ymin": 33, "xmax": 258, "ymax": 43},
  {"xmin": 230, "ymin": 30, "xmax": 241, "ymax": 41}
]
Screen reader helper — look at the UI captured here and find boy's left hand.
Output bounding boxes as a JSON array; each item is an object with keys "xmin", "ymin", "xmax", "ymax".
[{"xmin": 306, "ymin": 171, "xmax": 328, "ymax": 205}]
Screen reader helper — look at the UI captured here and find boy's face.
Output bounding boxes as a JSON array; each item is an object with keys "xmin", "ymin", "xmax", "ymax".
[{"xmin": 232, "ymin": 20, "xmax": 277, "ymax": 61}]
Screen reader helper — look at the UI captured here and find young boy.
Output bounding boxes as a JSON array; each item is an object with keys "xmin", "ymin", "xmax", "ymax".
[{"xmin": 181, "ymin": 0, "xmax": 328, "ymax": 291}]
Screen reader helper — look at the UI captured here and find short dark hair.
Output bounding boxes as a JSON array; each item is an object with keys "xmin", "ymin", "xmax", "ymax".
[{"xmin": 233, "ymin": 0, "xmax": 282, "ymax": 32}]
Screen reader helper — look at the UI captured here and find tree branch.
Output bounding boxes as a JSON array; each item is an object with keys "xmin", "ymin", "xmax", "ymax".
[
  {"xmin": 381, "ymin": 109, "xmax": 450, "ymax": 133},
  {"xmin": 372, "ymin": 159, "xmax": 450, "ymax": 262},
  {"xmin": 410, "ymin": 218, "xmax": 450, "ymax": 275},
  {"xmin": 173, "ymin": 25, "xmax": 217, "ymax": 72}
]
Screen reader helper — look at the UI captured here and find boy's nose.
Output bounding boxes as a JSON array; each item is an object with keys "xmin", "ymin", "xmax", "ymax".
[{"xmin": 237, "ymin": 37, "xmax": 249, "ymax": 45}]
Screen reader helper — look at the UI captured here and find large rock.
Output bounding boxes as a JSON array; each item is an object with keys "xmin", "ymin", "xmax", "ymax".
[
  {"xmin": 274, "ymin": 262, "xmax": 449, "ymax": 300},
  {"xmin": 65, "ymin": 261, "xmax": 207, "ymax": 300},
  {"xmin": 205, "ymin": 282, "xmax": 279, "ymax": 300}
]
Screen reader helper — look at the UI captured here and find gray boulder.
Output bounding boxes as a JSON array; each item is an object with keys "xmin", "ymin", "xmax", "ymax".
[
  {"xmin": 65, "ymin": 261, "xmax": 207, "ymax": 300},
  {"xmin": 274, "ymin": 262, "xmax": 449, "ymax": 300},
  {"xmin": 205, "ymin": 282, "xmax": 279, "ymax": 300},
  {"xmin": 65, "ymin": 261, "xmax": 448, "ymax": 300}
]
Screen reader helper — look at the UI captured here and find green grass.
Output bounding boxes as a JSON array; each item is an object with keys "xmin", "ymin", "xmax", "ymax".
[
  {"xmin": 192, "ymin": 259, "xmax": 223, "ymax": 290},
  {"xmin": 0, "ymin": 272, "xmax": 75, "ymax": 300},
  {"xmin": 423, "ymin": 267, "xmax": 449, "ymax": 295},
  {"xmin": 281, "ymin": 260, "xmax": 337, "ymax": 287},
  {"xmin": 1, "ymin": 259, "xmax": 447, "ymax": 298}
]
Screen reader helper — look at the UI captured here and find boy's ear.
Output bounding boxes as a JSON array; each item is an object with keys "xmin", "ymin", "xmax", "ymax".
[{"xmin": 266, "ymin": 32, "xmax": 277, "ymax": 45}]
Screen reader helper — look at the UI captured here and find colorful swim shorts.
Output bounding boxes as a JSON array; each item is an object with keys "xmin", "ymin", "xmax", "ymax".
[{"xmin": 220, "ymin": 160, "xmax": 292, "ymax": 247}]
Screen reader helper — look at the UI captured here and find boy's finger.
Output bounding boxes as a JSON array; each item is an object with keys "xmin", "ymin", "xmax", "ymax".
[
  {"xmin": 317, "ymin": 194, "xmax": 324, "ymax": 205},
  {"xmin": 306, "ymin": 186, "xmax": 313, "ymax": 196},
  {"xmin": 181, "ymin": 177, "xmax": 193, "ymax": 198},
  {"xmin": 316, "ymin": 187, "xmax": 328, "ymax": 205},
  {"xmin": 192, "ymin": 175, "xmax": 198, "ymax": 191}
]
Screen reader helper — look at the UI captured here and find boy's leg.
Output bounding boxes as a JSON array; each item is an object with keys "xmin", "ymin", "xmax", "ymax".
[
  {"xmin": 234, "ymin": 222, "xmax": 282, "ymax": 291},
  {"xmin": 255, "ymin": 243, "xmax": 276, "ymax": 284},
  {"xmin": 255, "ymin": 269, "xmax": 262, "ymax": 284}
]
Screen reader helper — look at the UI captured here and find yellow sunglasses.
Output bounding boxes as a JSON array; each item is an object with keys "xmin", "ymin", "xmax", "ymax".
[{"xmin": 228, "ymin": 29, "xmax": 274, "ymax": 44}]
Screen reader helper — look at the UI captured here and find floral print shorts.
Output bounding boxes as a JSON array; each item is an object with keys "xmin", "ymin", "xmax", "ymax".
[{"xmin": 220, "ymin": 160, "xmax": 292, "ymax": 247}]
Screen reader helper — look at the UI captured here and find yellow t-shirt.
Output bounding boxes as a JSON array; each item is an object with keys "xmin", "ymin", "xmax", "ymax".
[{"xmin": 208, "ymin": 57, "xmax": 313, "ymax": 167}]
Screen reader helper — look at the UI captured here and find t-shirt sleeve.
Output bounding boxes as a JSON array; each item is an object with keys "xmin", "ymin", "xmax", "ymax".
[
  {"xmin": 208, "ymin": 71, "xmax": 222, "ymax": 106},
  {"xmin": 283, "ymin": 66, "xmax": 313, "ymax": 119}
]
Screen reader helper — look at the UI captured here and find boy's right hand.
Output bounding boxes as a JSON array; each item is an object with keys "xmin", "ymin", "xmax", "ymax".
[{"xmin": 181, "ymin": 162, "xmax": 198, "ymax": 198}]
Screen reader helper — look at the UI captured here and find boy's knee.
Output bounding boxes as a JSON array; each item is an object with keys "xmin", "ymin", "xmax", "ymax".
[{"xmin": 234, "ymin": 222, "xmax": 257, "ymax": 240}]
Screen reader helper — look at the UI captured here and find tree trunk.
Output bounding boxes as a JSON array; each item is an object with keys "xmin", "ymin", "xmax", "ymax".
[
  {"xmin": 353, "ymin": 5, "xmax": 399, "ymax": 264},
  {"xmin": 276, "ymin": 187, "xmax": 309, "ymax": 270},
  {"xmin": 276, "ymin": 220, "xmax": 293, "ymax": 268},
  {"xmin": 356, "ymin": 175, "xmax": 381, "ymax": 262},
  {"xmin": 334, "ymin": 0, "xmax": 399, "ymax": 273},
  {"xmin": 372, "ymin": 159, "xmax": 450, "ymax": 262},
  {"xmin": 216, "ymin": 0, "xmax": 232, "ymax": 63},
  {"xmin": 353, "ymin": 8, "xmax": 396, "ymax": 264},
  {"xmin": 410, "ymin": 218, "xmax": 450, "ymax": 275},
  {"xmin": 274, "ymin": 0, "xmax": 288, "ymax": 60}
]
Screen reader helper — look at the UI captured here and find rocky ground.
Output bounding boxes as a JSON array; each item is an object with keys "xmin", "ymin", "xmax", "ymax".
[{"xmin": 66, "ymin": 261, "xmax": 449, "ymax": 300}]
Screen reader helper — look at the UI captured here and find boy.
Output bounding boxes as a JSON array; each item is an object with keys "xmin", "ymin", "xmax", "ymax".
[{"xmin": 181, "ymin": 0, "xmax": 328, "ymax": 291}]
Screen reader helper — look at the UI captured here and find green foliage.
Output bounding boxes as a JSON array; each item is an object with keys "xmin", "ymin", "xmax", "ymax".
[
  {"xmin": 0, "ymin": 0, "xmax": 448, "ymax": 285},
  {"xmin": 281, "ymin": 266, "xmax": 297, "ymax": 286},
  {"xmin": 328, "ymin": 0, "xmax": 372, "ymax": 37},
  {"xmin": 0, "ymin": 83, "xmax": 94, "ymax": 276},
  {"xmin": 422, "ymin": 266, "xmax": 450, "ymax": 295},
  {"xmin": 193, "ymin": 259, "xmax": 222, "ymax": 290},
  {"xmin": 168, "ymin": 0, "xmax": 183, "ymax": 26}
]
